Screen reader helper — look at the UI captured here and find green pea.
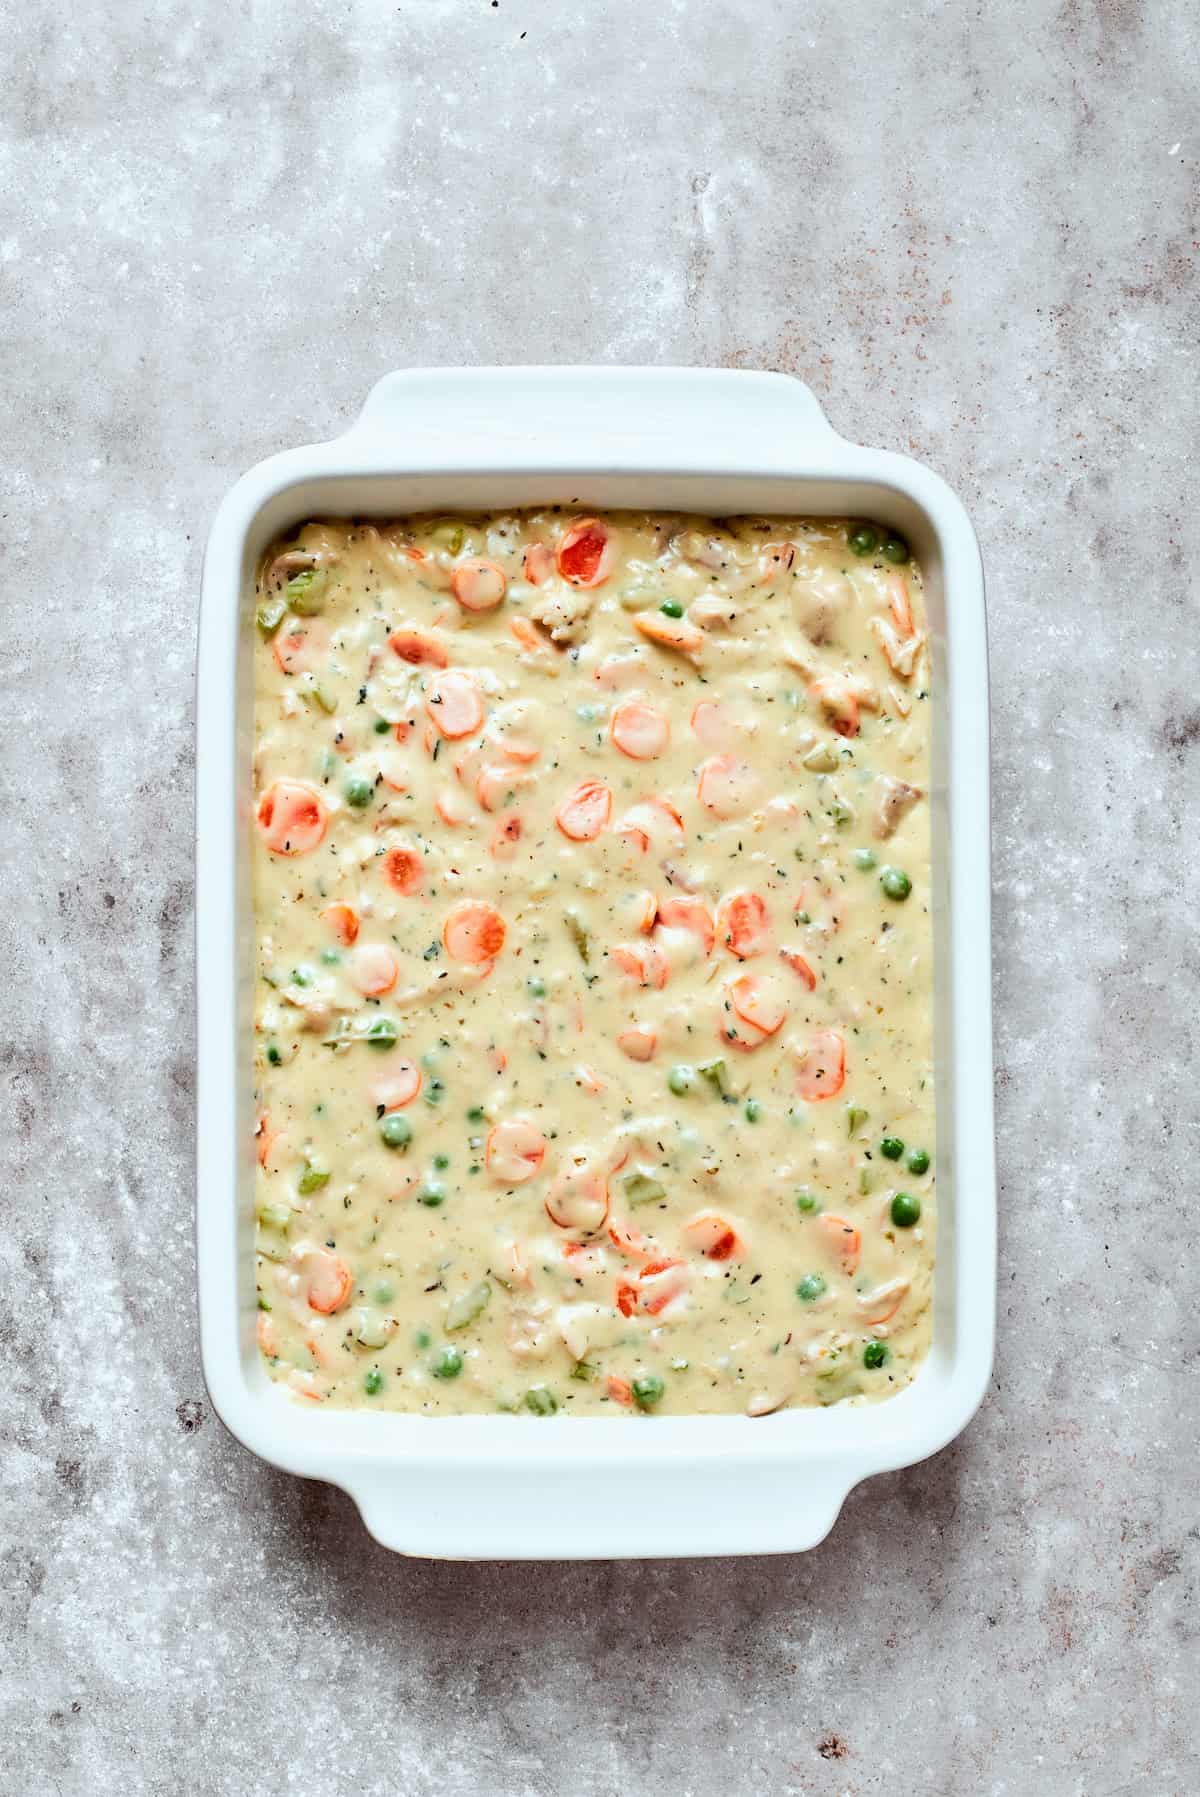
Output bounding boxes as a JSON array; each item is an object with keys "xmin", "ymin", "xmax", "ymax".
[
  {"xmin": 527, "ymin": 976, "xmax": 547, "ymax": 997},
  {"xmin": 418, "ymin": 1183, "xmax": 445, "ymax": 1207},
  {"xmin": 848, "ymin": 525, "xmax": 879, "ymax": 557},
  {"xmin": 433, "ymin": 1152, "xmax": 450, "ymax": 1170},
  {"xmin": 363, "ymin": 1368, "xmax": 384, "ymax": 1396},
  {"xmin": 380, "ymin": 1114, "xmax": 412, "ymax": 1150},
  {"xmin": 880, "ymin": 866, "xmax": 912, "ymax": 901},
  {"xmin": 795, "ymin": 1191, "xmax": 819, "ymax": 1214},
  {"xmin": 745, "ymin": 1099, "xmax": 762, "ymax": 1123},
  {"xmin": 372, "ymin": 1280, "xmax": 395, "ymax": 1304},
  {"xmin": 320, "ymin": 948, "xmax": 341, "ymax": 965},
  {"xmin": 880, "ymin": 1137, "xmax": 904, "ymax": 1161},
  {"xmin": 632, "ymin": 1374, "xmax": 665, "ymax": 1410},
  {"xmin": 291, "ymin": 966, "xmax": 313, "ymax": 987},
  {"xmin": 882, "ymin": 536, "xmax": 909, "ymax": 565},
  {"xmin": 373, "ymin": 717, "xmax": 392, "ymax": 735},
  {"xmin": 796, "ymin": 1273, "xmax": 827, "ymax": 1302},
  {"xmin": 660, "ymin": 599, "xmax": 684, "ymax": 618},
  {"xmin": 466, "ymin": 1105, "xmax": 486, "ymax": 1123},
  {"xmin": 266, "ymin": 1042, "xmax": 282, "ymax": 1066},
  {"xmin": 344, "ymin": 775, "xmax": 374, "ymax": 809},
  {"xmin": 907, "ymin": 1148, "xmax": 931, "ymax": 1176},
  {"xmin": 890, "ymin": 1191, "xmax": 921, "ymax": 1228},
  {"xmin": 366, "ymin": 1017, "xmax": 398, "ymax": 1050},
  {"xmin": 863, "ymin": 1341, "xmax": 890, "ymax": 1370},
  {"xmin": 524, "ymin": 1386, "xmax": 558, "ymax": 1416},
  {"xmin": 424, "ymin": 1078, "xmax": 445, "ymax": 1107},
  {"xmin": 854, "ymin": 848, "xmax": 877, "ymax": 871},
  {"xmin": 668, "ymin": 1065, "xmax": 695, "ymax": 1096},
  {"xmin": 432, "ymin": 1345, "xmax": 463, "ymax": 1379},
  {"xmin": 414, "ymin": 1329, "xmax": 431, "ymax": 1349}
]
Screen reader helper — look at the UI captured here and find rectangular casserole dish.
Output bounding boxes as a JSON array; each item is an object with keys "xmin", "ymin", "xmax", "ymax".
[{"xmin": 197, "ymin": 366, "xmax": 994, "ymax": 1559}]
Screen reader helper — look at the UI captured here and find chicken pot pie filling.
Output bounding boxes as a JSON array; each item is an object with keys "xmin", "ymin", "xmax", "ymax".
[{"xmin": 252, "ymin": 510, "xmax": 934, "ymax": 1416}]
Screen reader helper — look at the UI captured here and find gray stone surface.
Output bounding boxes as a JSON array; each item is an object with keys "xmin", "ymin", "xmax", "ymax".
[{"xmin": 2, "ymin": 0, "xmax": 1197, "ymax": 1791}]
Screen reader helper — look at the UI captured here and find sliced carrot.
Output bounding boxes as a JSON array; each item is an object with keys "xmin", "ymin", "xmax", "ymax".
[
  {"xmin": 434, "ymin": 785, "xmax": 470, "ymax": 827},
  {"xmin": 631, "ymin": 890, "xmax": 658, "ymax": 933},
  {"xmin": 632, "ymin": 611, "xmax": 705, "ymax": 660},
  {"xmin": 888, "ymin": 571, "xmax": 914, "ymax": 635},
  {"xmin": 351, "ymin": 943, "xmax": 399, "ymax": 996},
  {"xmin": 254, "ymin": 1112, "xmax": 277, "ymax": 1168},
  {"xmin": 794, "ymin": 1030, "xmax": 846, "ymax": 1100},
  {"xmin": 256, "ymin": 781, "xmax": 328, "ymax": 856},
  {"xmin": 617, "ymin": 1027, "xmax": 657, "ymax": 1062},
  {"xmin": 305, "ymin": 1249, "xmax": 353, "ymax": 1315},
  {"xmin": 371, "ymin": 1061, "xmax": 422, "ymax": 1110},
  {"xmin": 545, "ymin": 1166, "xmax": 610, "ymax": 1234},
  {"xmin": 523, "ymin": 541, "xmax": 553, "ymax": 585},
  {"xmin": 610, "ymin": 943, "xmax": 670, "ymax": 989},
  {"xmin": 728, "ymin": 972, "xmax": 788, "ymax": 1037},
  {"xmin": 485, "ymin": 1119, "xmax": 547, "ymax": 1184},
  {"xmin": 378, "ymin": 752, "xmax": 409, "ymax": 795},
  {"xmin": 617, "ymin": 796, "xmax": 686, "ymax": 855},
  {"xmin": 619, "ymin": 1258, "xmax": 688, "ymax": 1317},
  {"xmin": 858, "ymin": 1278, "xmax": 909, "ymax": 1326},
  {"xmin": 388, "ymin": 629, "xmax": 449, "ymax": 668},
  {"xmin": 451, "ymin": 556, "xmax": 508, "ymax": 611},
  {"xmin": 489, "ymin": 812, "xmax": 523, "ymax": 858},
  {"xmin": 607, "ymin": 1375, "xmax": 634, "ymax": 1406},
  {"xmin": 476, "ymin": 763, "xmax": 521, "ymax": 813},
  {"xmin": 495, "ymin": 734, "xmax": 540, "ymax": 764},
  {"xmin": 271, "ymin": 617, "xmax": 329, "ymax": 677},
  {"xmin": 556, "ymin": 517, "xmax": 615, "ymax": 588},
  {"xmin": 426, "ymin": 669, "xmax": 485, "ymax": 740},
  {"xmin": 443, "ymin": 899, "xmax": 506, "ymax": 964},
  {"xmin": 690, "ymin": 699, "xmax": 743, "ymax": 747},
  {"xmin": 779, "ymin": 945, "xmax": 818, "ymax": 989},
  {"xmin": 610, "ymin": 700, "xmax": 669, "ymax": 761},
  {"xmin": 818, "ymin": 1214, "xmax": 862, "ymax": 1276},
  {"xmin": 256, "ymin": 1310, "xmax": 277, "ymax": 1357},
  {"xmin": 683, "ymin": 1210, "xmax": 745, "ymax": 1261},
  {"xmin": 555, "ymin": 778, "xmax": 612, "ymax": 841},
  {"xmin": 697, "ymin": 754, "xmax": 760, "ymax": 818},
  {"xmin": 380, "ymin": 845, "xmax": 424, "ymax": 894},
  {"xmin": 320, "ymin": 901, "xmax": 359, "ymax": 945},
  {"xmin": 655, "ymin": 895, "xmax": 715, "ymax": 956},
  {"xmin": 717, "ymin": 890, "xmax": 772, "ymax": 959},
  {"xmin": 509, "ymin": 615, "xmax": 551, "ymax": 653},
  {"xmin": 608, "ymin": 1217, "xmax": 651, "ymax": 1258}
]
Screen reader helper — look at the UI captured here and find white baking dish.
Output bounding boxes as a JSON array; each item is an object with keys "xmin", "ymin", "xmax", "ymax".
[{"xmin": 196, "ymin": 366, "xmax": 994, "ymax": 1559}]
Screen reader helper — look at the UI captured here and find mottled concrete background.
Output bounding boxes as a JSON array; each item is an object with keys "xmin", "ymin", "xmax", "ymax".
[{"xmin": 2, "ymin": 1, "xmax": 1197, "ymax": 1792}]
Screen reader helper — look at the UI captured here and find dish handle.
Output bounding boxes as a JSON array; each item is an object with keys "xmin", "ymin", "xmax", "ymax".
[{"xmin": 343, "ymin": 365, "xmax": 843, "ymax": 466}]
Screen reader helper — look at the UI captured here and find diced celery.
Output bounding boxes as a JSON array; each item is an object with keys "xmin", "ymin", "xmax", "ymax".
[
  {"xmin": 298, "ymin": 1162, "xmax": 330, "ymax": 1195},
  {"xmin": 698, "ymin": 1058, "xmax": 730, "ymax": 1099},
  {"xmin": 444, "ymin": 1281, "xmax": 492, "ymax": 1332},
  {"xmin": 623, "ymin": 1172, "xmax": 666, "ymax": 1207},
  {"xmin": 286, "ymin": 568, "xmax": 328, "ymax": 615},
  {"xmin": 256, "ymin": 597, "xmax": 286, "ymax": 637}
]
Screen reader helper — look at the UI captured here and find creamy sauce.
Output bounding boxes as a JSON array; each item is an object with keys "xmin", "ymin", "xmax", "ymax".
[{"xmin": 251, "ymin": 511, "xmax": 934, "ymax": 1416}]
